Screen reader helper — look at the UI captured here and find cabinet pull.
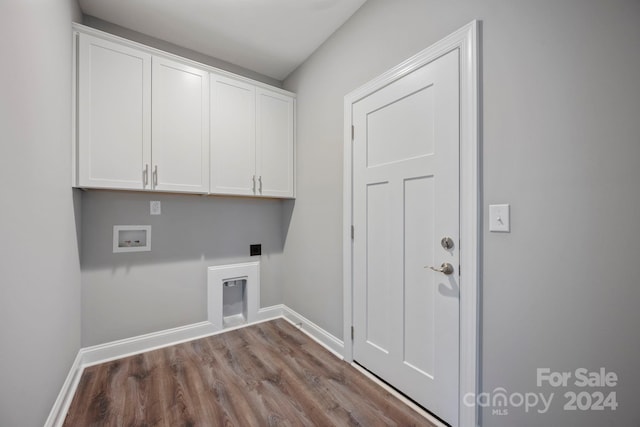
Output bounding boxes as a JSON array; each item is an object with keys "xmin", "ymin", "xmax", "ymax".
[
  {"xmin": 143, "ymin": 164, "xmax": 149, "ymax": 187},
  {"xmin": 153, "ymin": 165, "xmax": 158, "ymax": 187},
  {"xmin": 252, "ymin": 175, "xmax": 256, "ymax": 193},
  {"xmin": 259, "ymin": 176, "xmax": 263, "ymax": 194}
]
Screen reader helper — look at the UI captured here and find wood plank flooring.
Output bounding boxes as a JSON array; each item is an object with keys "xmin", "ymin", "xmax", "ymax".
[{"xmin": 64, "ymin": 318, "xmax": 435, "ymax": 426}]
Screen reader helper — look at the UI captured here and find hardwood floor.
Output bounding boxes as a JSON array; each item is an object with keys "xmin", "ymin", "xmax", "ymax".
[{"xmin": 64, "ymin": 318, "xmax": 435, "ymax": 426}]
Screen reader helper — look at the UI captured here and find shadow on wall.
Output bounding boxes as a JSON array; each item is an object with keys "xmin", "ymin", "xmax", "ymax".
[
  {"xmin": 80, "ymin": 190, "xmax": 291, "ymax": 270},
  {"xmin": 281, "ymin": 199, "xmax": 295, "ymax": 243},
  {"xmin": 73, "ymin": 188, "xmax": 83, "ymax": 263}
]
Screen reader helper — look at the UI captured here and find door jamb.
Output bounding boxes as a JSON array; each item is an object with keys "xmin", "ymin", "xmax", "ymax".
[{"xmin": 342, "ymin": 21, "xmax": 480, "ymax": 427}]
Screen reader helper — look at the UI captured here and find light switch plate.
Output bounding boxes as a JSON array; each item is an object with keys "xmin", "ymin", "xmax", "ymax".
[
  {"xmin": 489, "ymin": 204, "xmax": 510, "ymax": 232},
  {"xmin": 150, "ymin": 201, "xmax": 161, "ymax": 215}
]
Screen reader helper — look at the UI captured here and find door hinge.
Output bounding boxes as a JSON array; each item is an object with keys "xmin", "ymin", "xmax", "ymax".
[
  {"xmin": 351, "ymin": 125, "xmax": 355, "ymax": 141},
  {"xmin": 351, "ymin": 326, "xmax": 354, "ymax": 340},
  {"xmin": 351, "ymin": 225, "xmax": 354, "ymax": 240}
]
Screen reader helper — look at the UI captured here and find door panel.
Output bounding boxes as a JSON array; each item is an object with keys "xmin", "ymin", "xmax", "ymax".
[
  {"xmin": 152, "ymin": 57, "xmax": 209, "ymax": 193},
  {"xmin": 403, "ymin": 175, "xmax": 436, "ymax": 376},
  {"xmin": 256, "ymin": 88, "xmax": 294, "ymax": 197},
  {"xmin": 353, "ymin": 49, "xmax": 460, "ymax": 425},
  {"xmin": 210, "ymin": 75, "xmax": 256, "ymax": 195},
  {"xmin": 77, "ymin": 34, "xmax": 151, "ymax": 189},
  {"xmin": 366, "ymin": 85, "xmax": 435, "ymax": 167},
  {"xmin": 365, "ymin": 181, "xmax": 392, "ymax": 353}
]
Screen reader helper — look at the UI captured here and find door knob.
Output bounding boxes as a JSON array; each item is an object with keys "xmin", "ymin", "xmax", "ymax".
[{"xmin": 425, "ymin": 263, "xmax": 454, "ymax": 275}]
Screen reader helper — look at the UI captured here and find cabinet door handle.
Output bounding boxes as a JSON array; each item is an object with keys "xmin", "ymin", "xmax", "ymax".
[
  {"xmin": 143, "ymin": 164, "xmax": 149, "ymax": 187},
  {"xmin": 252, "ymin": 175, "xmax": 256, "ymax": 193},
  {"xmin": 259, "ymin": 176, "xmax": 263, "ymax": 194},
  {"xmin": 153, "ymin": 165, "xmax": 158, "ymax": 187}
]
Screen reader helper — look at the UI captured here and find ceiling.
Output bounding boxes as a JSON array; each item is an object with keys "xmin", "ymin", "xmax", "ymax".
[{"xmin": 78, "ymin": 0, "xmax": 367, "ymax": 81}]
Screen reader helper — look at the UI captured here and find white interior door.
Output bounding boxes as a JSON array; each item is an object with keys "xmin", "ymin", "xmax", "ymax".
[{"xmin": 352, "ymin": 49, "xmax": 460, "ymax": 425}]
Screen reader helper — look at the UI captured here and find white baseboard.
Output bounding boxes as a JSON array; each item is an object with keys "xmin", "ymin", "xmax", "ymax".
[
  {"xmin": 46, "ymin": 305, "xmax": 344, "ymax": 426},
  {"xmin": 44, "ymin": 351, "xmax": 84, "ymax": 427},
  {"xmin": 256, "ymin": 304, "xmax": 286, "ymax": 322},
  {"xmin": 280, "ymin": 306, "xmax": 345, "ymax": 359},
  {"xmin": 45, "ymin": 321, "xmax": 221, "ymax": 427},
  {"xmin": 81, "ymin": 321, "xmax": 219, "ymax": 367}
]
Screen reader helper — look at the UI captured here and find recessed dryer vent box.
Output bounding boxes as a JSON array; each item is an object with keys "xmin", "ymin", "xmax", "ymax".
[
  {"xmin": 208, "ymin": 262, "xmax": 259, "ymax": 332},
  {"xmin": 223, "ymin": 278, "xmax": 248, "ymax": 328},
  {"xmin": 113, "ymin": 225, "xmax": 151, "ymax": 253}
]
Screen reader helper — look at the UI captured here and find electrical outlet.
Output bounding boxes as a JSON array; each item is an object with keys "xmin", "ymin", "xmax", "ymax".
[
  {"xmin": 250, "ymin": 244, "xmax": 261, "ymax": 256},
  {"xmin": 150, "ymin": 201, "xmax": 161, "ymax": 215}
]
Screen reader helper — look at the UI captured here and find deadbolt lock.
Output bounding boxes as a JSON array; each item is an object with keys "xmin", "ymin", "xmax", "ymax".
[{"xmin": 441, "ymin": 237, "xmax": 454, "ymax": 250}]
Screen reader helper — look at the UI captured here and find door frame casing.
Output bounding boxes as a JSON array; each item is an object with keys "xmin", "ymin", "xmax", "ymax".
[{"xmin": 342, "ymin": 21, "xmax": 480, "ymax": 427}]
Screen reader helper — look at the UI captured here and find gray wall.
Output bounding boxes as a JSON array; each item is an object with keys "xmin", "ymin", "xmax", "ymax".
[
  {"xmin": 77, "ymin": 16, "xmax": 288, "ymax": 346},
  {"xmin": 82, "ymin": 15, "xmax": 282, "ymax": 88},
  {"xmin": 81, "ymin": 191, "xmax": 285, "ymax": 346},
  {"xmin": 282, "ymin": 0, "xmax": 640, "ymax": 425},
  {"xmin": 0, "ymin": 1, "xmax": 82, "ymax": 426}
]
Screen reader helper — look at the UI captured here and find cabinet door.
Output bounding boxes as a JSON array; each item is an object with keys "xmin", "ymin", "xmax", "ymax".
[
  {"xmin": 256, "ymin": 88, "xmax": 295, "ymax": 198},
  {"xmin": 210, "ymin": 75, "xmax": 256, "ymax": 196},
  {"xmin": 152, "ymin": 57, "xmax": 209, "ymax": 193},
  {"xmin": 77, "ymin": 33, "xmax": 151, "ymax": 189}
]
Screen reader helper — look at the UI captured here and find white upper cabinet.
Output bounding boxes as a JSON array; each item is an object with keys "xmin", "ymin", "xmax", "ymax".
[
  {"xmin": 210, "ymin": 78, "xmax": 295, "ymax": 198},
  {"xmin": 152, "ymin": 57, "xmax": 209, "ymax": 193},
  {"xmin": 74, "ymin": 25, "xmax": 294, "ymax": 198},
  {"xmin": 256, "ymin": 88, "xmax": 295, "ymax": 198},
  {"xmin": 210, "ymin": 75, "xmax": 256, "ymax": 196},
  {"xmin": 77, "ymin": 33, "xmax": 151, "ymax": 190}
]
